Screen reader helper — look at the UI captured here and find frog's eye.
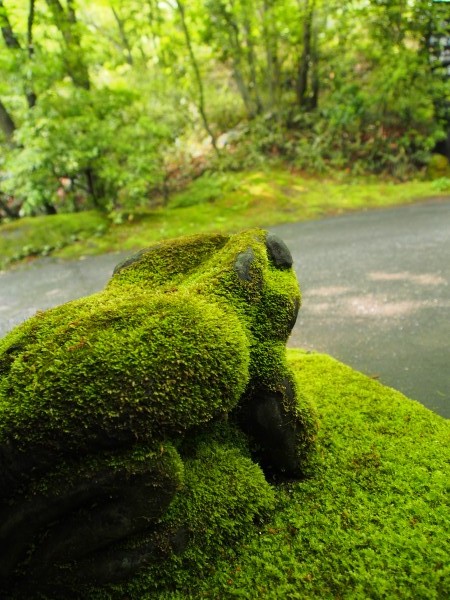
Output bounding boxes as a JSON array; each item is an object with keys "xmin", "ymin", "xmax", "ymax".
[
  {"xmin": 113, "ymin": 248, "xmax": 148, "ymax": 275},
  {"xmin": 234, "ymin": 247, "xmax": 255, "ymax": 282},
  {"xmin": 265, "ymin": 233, "xmax": 293, "ymax": 269}
]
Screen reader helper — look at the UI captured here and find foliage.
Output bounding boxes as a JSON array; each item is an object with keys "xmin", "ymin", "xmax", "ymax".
[
  {"xmin": 3, "ymin": 84, "xmax": 183, "ymax": 215},
  {"xmin": 0, "ymin": 0, "xmax": 449, "ymax": 218}
]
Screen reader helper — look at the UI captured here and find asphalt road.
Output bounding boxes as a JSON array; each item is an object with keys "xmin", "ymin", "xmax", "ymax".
[{"xmin": 1, "ymin": 199, "xmax": 449, "ymax": 417}]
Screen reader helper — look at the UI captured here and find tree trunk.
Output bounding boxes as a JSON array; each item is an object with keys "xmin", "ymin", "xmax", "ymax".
[
  {"xmin": 85, "ymin": 167, "xmax": 103, "ymax": 209},
  {"xmin": 26, "ymin": 0, "xmax": 37, "ymax": 108},
  {"xmin": 45, "ymin": 0, "xmax": 91, "ymax": 90},
  {"xmin": 243, "ymin": 13, "xmax": 263, "ymax": 115},
  {"xmin": 0, "ymin": 99, "xmax": 16, "ymax": 143},
  {"xmin": 262, "ymin": 0, "xmax": 280, "ymax": 112},
  {"xmin": 0, "ymin": 0, "xmax": 21, "ymax": 48},
  {"xmin": 310, "ymin": 28, "xmax": 319, "ymax": 111},
  {"xmin": 297, "ymin": 0, "xmax": 314, "ymax": 108},
  {"xmin": 1, "ymin": 0, "xmax": 37, "ymax": 108},
  {"xmin": 232, "ymin": 61, "xmax": 255, "ymax": 117},
  {"xmin": 175, "ymin": 0, "xmax": 219, "ymax": 155},
  {"xmin": 221, "ymin": 8, "xmax": 257, "ymax": 118}
]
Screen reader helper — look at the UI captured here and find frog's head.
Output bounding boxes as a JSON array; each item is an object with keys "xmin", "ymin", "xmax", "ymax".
[
  {"xmin": 163, "ymin": 229, "xmax": 301, "ymax": 345},
  {"xmin": 108, "ymin": 229, "xmax": 300, "ymax": 344},
  {"xmin": 230, "ymin": 229, "xmax": 300, "ymax": 343}
]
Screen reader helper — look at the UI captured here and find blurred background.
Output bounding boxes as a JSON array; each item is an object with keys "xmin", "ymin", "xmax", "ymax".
[{"xmin": 1, "ymin": 0, "xmax": 450, "ymax": 223}]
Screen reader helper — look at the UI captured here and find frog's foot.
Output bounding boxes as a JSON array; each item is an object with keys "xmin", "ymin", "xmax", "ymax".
[{"xmin": 0, "ymin": 444, "xmax": 183, "ymax": 593}]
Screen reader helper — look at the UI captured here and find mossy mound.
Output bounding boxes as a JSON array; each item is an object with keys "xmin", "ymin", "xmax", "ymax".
[
  {"xmin": 426, "ymin": 153, "xmax": 450, "ymax": 179},
  {"xmin": 83, "ymin": 350, "xmax": 449, "ymax": 600},
  {"xmin": 0, "ymin": 230, "xmax": 317, "ymax": 595}
]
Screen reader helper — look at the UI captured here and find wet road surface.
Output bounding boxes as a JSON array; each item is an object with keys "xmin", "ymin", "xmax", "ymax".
[{"xmin": 1, "ymin": 199, "xmax": 449, "ymax": 417}]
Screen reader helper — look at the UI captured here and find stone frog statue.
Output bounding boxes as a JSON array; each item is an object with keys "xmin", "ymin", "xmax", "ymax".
[{"xmin": 0, "ymin": 229, "xmax": 317, "ymax": 596}]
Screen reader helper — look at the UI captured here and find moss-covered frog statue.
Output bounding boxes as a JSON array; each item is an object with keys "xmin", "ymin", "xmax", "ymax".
[{"xmin": 0, "ymin": 229, "xmax": 317, "ymax": 597}]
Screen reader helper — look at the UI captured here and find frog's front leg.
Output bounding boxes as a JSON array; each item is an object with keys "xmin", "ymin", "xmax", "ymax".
[
  {"xmin": 0, "ymin": 443, "xmax": 184, "ymax": 593},
  {"xmin": 235, "ymin": 346, "xmax": 317, "ymax": 478}
]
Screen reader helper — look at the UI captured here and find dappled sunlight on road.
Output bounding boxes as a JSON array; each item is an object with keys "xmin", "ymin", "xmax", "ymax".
[
  {"xmin": 303, "ymin": 270, "xmax": 448, "ymax": 319},
  {"xmin": 304, "ymin": 295, "xmax": 425, "ymax": 318},
  {"xmin": 368, "ymin": 271, "xmax": 446, "ymax": 286}
]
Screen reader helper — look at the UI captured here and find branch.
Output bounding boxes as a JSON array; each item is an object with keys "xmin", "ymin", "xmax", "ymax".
[{"xmin": 111, "ymin": 7, "xmax": 134, "ymax": 66}]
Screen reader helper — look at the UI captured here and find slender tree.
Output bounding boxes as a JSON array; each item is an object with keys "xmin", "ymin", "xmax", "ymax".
[
  {"xmin": 0, "ymin": 0, "xmax": 36, "ymax": 108},
  {"xmin": 262, "ymin": 0, "xmax": 280, "ymax": 111},
  {"xmin": 297, "ymin": 0, "xmax": 315, "ymax": 109},
  {"xmin": 45, "ymin": 0, "xmax": 90, "ymax": 90},
  {"xmin": 26, "ymin": 0, "xmax": 37, "ymax": 107},
  {"xmin": 175, "ymin": 0, "xmax": 220, "ymax": 153}
]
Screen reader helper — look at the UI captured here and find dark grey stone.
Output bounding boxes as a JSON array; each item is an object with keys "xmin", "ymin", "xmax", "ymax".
[{"xmin": 236, "ymin": 377, "xmax": 301, "ymax": 477}]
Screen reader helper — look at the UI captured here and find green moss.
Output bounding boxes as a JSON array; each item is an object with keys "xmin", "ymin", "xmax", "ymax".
[
  {"xmin": 132, "ymin": 424, "xmax": 276, "ymax": 592},
  {"xmin": 79, "ymin": 425, "xmax": 275, "ymax": 599},
  {"xmin": 2, "ymin": 342, "xmax": 449, "ymax": 597},
  {"xmin": 0, "ymin": 230, "xmax": 312, "ymax": 460},
  {"xmin": 0, "ymin": 211, "xmax": 107, "ymax": 269},
  {"xmin": 31, "ymin": 442, "xmax": 185, "ymax": 500},
  {"xmin": 0, "ymin": 290, "xmax": 251, "ymax": 464},
  {"xmin": 4, "ymin": 231, "xmax": 447, "ymax": 599},
  {"xmin": 112, "ymin": 350, "xmax": 447, "ymax": 599}
]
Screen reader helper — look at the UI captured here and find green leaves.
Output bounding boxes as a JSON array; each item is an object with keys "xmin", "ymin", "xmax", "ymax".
[{"xmin": 1, "ymin": 0, "xmax": 448, "ymax": 220}]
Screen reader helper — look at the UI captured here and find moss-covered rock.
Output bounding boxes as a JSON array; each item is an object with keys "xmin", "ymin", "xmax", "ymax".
[{"xmin": 0, "ymin": 229, "xmax": 316, "ymax": 596}]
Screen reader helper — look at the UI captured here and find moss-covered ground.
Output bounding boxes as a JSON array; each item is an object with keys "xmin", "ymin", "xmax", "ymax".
[
  {"xmin": 107, "ymin": 350, "xmax": 449, "ymax": 600},
  {"xmin": 1, "ymin": 167, "xmax": 449, "ymax": 270}
]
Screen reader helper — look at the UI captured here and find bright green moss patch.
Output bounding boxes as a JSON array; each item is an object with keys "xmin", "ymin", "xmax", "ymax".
[
  {"xmin": 62, "ymin": 171, "xmax": 448, "ymax": 260},
  {"xmin": 102, "ymin": 350, "xmax": 449, "ymax": 599}
]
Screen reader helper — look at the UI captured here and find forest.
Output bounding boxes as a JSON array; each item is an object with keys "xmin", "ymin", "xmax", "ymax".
[{"xmin": 1, "ymin": 0, "xmax": 449, "ymax": 220}]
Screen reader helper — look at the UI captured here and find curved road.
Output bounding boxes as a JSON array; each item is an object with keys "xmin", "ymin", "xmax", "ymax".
[{"xmin": 1, "ymin": 199, "xmax": 449, "ymax": 417}]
